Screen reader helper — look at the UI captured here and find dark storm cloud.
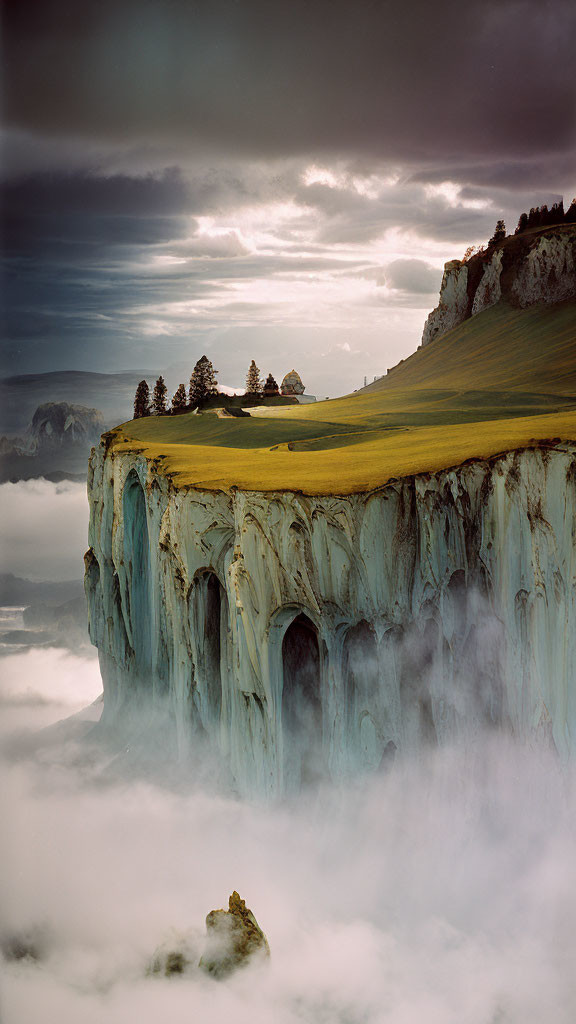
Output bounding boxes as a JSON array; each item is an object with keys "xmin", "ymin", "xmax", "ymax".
[
  {"xmin": 0, "ymin": 163, "xmax": 376, "ymax": 375},
  {"xmin": 2, "ymin": 0, "xmax": 574, "ymax": 386},
  {"xmin": 3, "ymin": 0, "xmax": 575, "ymax": 175},
  {"xmin": 298, "ymin": 179, "xmax": 498, "ymax": 245}
]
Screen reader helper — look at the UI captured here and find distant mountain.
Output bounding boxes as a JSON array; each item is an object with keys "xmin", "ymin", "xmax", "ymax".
[
  {"xmin": 0, "ymin": 573, "xmax": 84, "ymax": 606},
  {"xmin": 0, "ymin": 370, "xmax": 158, "ymax": 435},
  {"xmin": 0, "ymin": 401, "xmax": 107, "ymax": 482}
]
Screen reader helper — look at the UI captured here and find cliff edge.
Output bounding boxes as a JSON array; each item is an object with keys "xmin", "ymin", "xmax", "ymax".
[{"xmin": 422, "ymin": 223, "xmax": 576, "ymax": 347}]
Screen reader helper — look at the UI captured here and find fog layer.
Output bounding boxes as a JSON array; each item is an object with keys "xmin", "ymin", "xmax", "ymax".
[
  {"xmin": 2, "ymin": 646, "xmax": 575, "ymax": 1023},
  {"xmin": 0, "ymin": 480, "xmax": 88, "ymax": 581}
]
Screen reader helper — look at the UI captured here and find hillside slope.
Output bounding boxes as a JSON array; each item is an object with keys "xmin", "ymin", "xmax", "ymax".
[{"xmin": 108, "ymin": 300, "xmax": 576, "ymax": 494}]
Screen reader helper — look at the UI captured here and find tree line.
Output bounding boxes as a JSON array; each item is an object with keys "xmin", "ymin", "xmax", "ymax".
[
  {"xmin": 134, "ymin": 357, "xmax": 282, "ymax": 419},
  {"xmin": 514, "ymin": 198, "xmax": 576, "ymax": 234},
  {"xmin": 462, "ymin": 198, "xmax": 576, "ymax": 263}
]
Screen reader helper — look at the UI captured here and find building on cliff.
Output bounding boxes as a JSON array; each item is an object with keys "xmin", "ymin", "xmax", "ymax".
[{"xmin": 280, "ymin": 369, "xmax": 316, "ymax": 403}]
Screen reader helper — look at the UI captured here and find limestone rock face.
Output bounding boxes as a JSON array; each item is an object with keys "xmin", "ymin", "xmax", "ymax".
[
  {"xmin": 511, "ymin": 234, "xmax": 576, "ymax": 307},
  {"xmin": 200, "ymin": 892, "xmax": 269, "ymax": 978},
  {"xmin": 421, "ymin": 227, "xmax": 576, "ymax": 347},
  {"xmin": 85, "ymin": 440, "xmax": 576, "ymax": 795},
  {"xmin": 471, "ymin": 249, "xmax": 503, "ymax": 315},
  {"xmin": 421, "ymin": 261, "xmax": 468, "ymax": 347}
]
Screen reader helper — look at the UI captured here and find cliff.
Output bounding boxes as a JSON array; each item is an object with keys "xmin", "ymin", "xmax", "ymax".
[
  {"xmin": 422, "ymin": 224, "xmax": 576, "ymax": 347},
  {"xmin": 84, "ymin": 236, "xmax": 576, "ymax": 794},
  {"xmin": 86, "ymin": 440, "xmax": 576, "ymax": 794}
]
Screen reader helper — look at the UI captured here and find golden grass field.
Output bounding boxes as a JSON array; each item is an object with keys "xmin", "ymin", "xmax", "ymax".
[{"xmin": 109, "ymin": 301, "xmax": 576, "ymax": 494}]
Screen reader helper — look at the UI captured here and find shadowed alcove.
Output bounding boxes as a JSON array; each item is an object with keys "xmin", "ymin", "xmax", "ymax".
[
  {"xmin": 281, "ymin": 612, "xmax": 322, "ymax": 785},
  {"xmin": 189, "ymin": 570, "xmax": 228, "ymax": 726},
  {"xmin": 122, "ymin": 470, "xmax": 152, "ymax": 677}
]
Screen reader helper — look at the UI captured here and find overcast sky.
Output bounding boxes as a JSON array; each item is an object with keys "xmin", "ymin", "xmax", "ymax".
[{"xmin": 2, "ymin": 0, "xmax": 575, "ymax": 397}]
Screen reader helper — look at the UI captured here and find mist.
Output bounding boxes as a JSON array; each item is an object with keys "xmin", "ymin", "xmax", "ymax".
[
  {"xmin": 2, "ymin": 642, "xmax": 576, "ymax": 1023},
  {"xmin": 0, "ymin": 479, "xmax": 87, "ymax": 581}
]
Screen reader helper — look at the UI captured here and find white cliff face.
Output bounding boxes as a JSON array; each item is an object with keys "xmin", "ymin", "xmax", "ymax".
[
  {"xmin": 471, "ymin": 249, "xmax": 503, "ymax": 315},
  {"xmin": 421, "ymin": 260, "xmax": 468, "ymax": 347},
  {"xmin": 421, "ymin": 228, "xmax": 576, "ymax": 347},
  {"xmin": 511, "ymin": 234, "xmax": 576, "ymax": 306},
  {"xmin": 85, "ymin": 443, "xmax": 576, "ymax": 795}
]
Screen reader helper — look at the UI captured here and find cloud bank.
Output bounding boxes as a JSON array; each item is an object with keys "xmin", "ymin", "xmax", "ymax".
[
  {"xmin": 2, "ymin": 0, "xmax": 574, "ymax": 392},
  {"xmin": 0, "ymin": 480, "xmax": 88, "ymax": 582},
  {"xmin": 2, "ymin": 705, "xmax": 576, "ymax": 1023}
]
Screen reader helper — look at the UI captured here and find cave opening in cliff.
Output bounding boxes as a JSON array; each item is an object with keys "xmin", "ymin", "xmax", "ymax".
[
  {"xmin": 204, "ymin": 572, "xmax": 225, "ymax": 722},
  {"xmin": 122, "ymin": 472, "xmax": 152, "ymax": 680},
  {"xmin": 282, "ymin": 613, "xmax": 322, "ymax": 785}
]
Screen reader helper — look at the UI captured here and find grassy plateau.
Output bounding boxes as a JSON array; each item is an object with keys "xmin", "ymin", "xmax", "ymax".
[{"xmin": 109, "ymin": 301, "xmax": 576, "ymax": 494}]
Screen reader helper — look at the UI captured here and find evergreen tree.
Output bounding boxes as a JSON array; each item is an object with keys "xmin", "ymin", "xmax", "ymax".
[
  {"xmin": 565, "ymin": 199, "xmax": 576, "ymax": 224},
  {"xmin": 488, "ymin": 219, "xmax": 506, "ymax": 246},
  {"xmin": 539, "ymin": 204, "xmax": 551, "ymax": 225},
  {"xmin": 189, "ymin": 355, "xmax": 218, "ymax": 407},
  {"xmin": 133, "ymin": 379, "xmax": 151, "ymax": 419},
  {"xmin": 515, "ymin": 212, "xmax": 528, "ymax": 234},
  {"xmin": 550, "ymin": 200, "xmax": 564, "ymax": 223},
  {"xmin": 172, "ymin": 382, "xmax": 188, "ymax": 413},
  {"xmin": 262, "ymin": 373, "xmax": 280, "ymax": 397},
  {"xmin": 245, "ymin": 359, "xmax": 262, "ymax": 395},
  {"xmin": 527, "ymin": 207, "xmax": 541, "ymax": 229},
  {"xmin": 152, "ymin": 375, "xmax": 168, "ymax": 415}
]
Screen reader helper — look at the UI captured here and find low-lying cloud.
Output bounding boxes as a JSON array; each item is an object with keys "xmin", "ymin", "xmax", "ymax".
[
  {"xmin": 1, "ymin": 641, "xmax": 576, "ymax": 1023},
  {"xmin": 0, "ymin": 479, "xmax": 88, "ymax": 582}
]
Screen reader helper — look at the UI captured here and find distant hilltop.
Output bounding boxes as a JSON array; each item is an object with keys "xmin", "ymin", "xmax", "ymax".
[{"xmin": 422, "ymin": 218, "xmax": 576, "ymax": 348}]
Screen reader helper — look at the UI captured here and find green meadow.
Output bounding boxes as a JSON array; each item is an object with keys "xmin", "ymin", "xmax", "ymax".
[{"xmin": 110, "ymin": 301, "xmax": 576, "ymax": 494}]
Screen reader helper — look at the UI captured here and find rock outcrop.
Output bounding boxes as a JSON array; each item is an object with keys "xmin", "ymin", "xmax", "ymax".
[
  {"xmin": 85, "ymin": 439, "xmax": 576, "ymax": 795},
  {"xmin": 149, "ymin": 932, "xmax": 195, "ymax": 977},
  {"xmin": 200, "ymin": 892, "xmax": 269, "ymax": 978},
  {"xmin": 0, "ymin": 402, "xmax": 106, "ymax": 482},
  {"xmin": 421, "ymin": 260, "xmax": 469, "ymax": 346},
  {"xmin": 29, "ymin": 402, "xmax": 104, "ymax": 450},
  {"xmin": 422, "ymin": 225, "xmax": 576, "ymax": 346}
]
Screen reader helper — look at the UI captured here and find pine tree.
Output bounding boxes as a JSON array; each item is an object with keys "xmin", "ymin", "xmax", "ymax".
[
  {"xmin": 515, "ymin": 212, "xmax": 528, "ymax": 234},
  {"xmin": 245, "ymin": 359, "xmax": 262, "ymax": 395},
  {"xmin": 262, "ymin": 373, "xmax": 280, "ymax": 397},
  {"xmin": 565, "ymin": 199, "xmax": 576, "ymax": 224},
  {"xmin": 550, "ymin": 200, "xmax": 564, "ymax": 224},
  {"xmin": 189, "ymin": 355, "xmax": 218, "ymax": 407},
  {"xmin": 539, "ymin": 204, "xmax": 551, "ymax": 225},
  {"xmin": 152, "ymin": 375, "xmax": 168, "ymax": 416},
  {"xmin": 488, "ymin": 220, "xmax": 506, "ymax": 246},
  {"xmin": 133, "ymin": 380, "xmax": 151, "ymax": 419},
  {"xmin": 172, "ymin": 382, "xmax": 188, "ymax": 413}
]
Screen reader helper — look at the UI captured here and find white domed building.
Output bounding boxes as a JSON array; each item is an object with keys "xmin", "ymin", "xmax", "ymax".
[{"xmin": 280, "ymin": 370, "xmax": 316, "ymax": 403}]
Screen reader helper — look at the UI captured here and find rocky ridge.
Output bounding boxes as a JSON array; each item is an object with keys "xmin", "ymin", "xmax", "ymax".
[{"xmin": 422, "ymin": 224, "xmax": 576, "ymax": 347}]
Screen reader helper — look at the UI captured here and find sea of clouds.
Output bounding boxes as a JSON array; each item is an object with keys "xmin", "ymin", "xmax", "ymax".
[
  {"xmin": 2, "ymin": 643, "xmax": 576, "ymax": 1024},
  {"xmin": 0, "ymin": 479, "xmax": 88, "ymax": 581},
  {"xmin": 2, "ymin": 479, "xmax": 576, "ymax": 1023}
]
